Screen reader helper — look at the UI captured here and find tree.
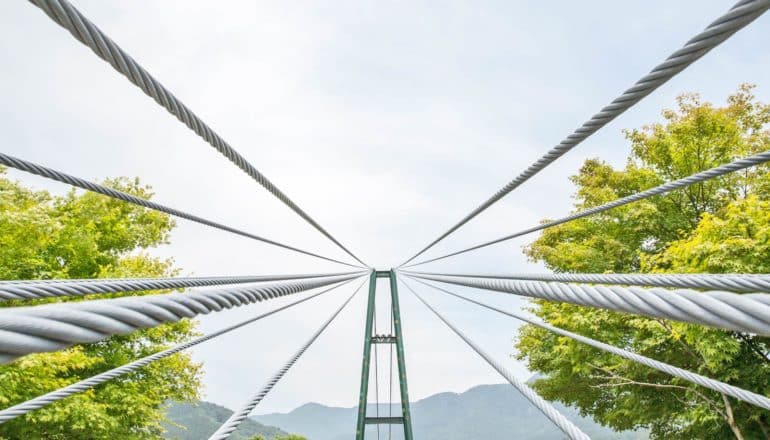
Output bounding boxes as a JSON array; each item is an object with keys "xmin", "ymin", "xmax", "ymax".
[
  {"xmin": 0, "ymin": 168, "xmax": 202, "ymax": 439},
  {"xmin": 517, "ymin": 84, "xmax": 770, "ymax": 439}
]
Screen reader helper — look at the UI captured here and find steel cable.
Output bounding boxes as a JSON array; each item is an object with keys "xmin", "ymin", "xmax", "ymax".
[
  {"xmin": 407, "ymin": 150, "xmax": 770, "ymax": 267},
  {"xmin": 0, "ymin": 279, "xmax": 359, "ymax": 424},
  {"xmin": 208, "ymin": 281, "xmax": 364, "ymax": 440},
  {"xmin": 0, "ymin": 274, "xmax": 360, "ymax": 363},
  {"xmin": 402, "ymin": 280, "xmax": 590, "ymax": 440},
  {"xmin": 0, "ymin": 152, "xmax": 359, "ymax": 268},
  {"xmin": 408, "ymin": 273, "xmax": 770, "ymax": 335},
  {"xmin": 0, "ymin": 272, "xmax": 361, "ymax": 301},
  {"xmin": 400, "ymin": 0, "xmax": 770, "ymax": 267},
  {"xmin": 27, "ymin": 0, "xmax": 367, "ymax": 268},
  {"xmin": 404, "ymin": 271, "xmax": 770, "ymax": 294},
  {"xmin": 412, "ymin": 277, "xmax": 770, "ymax": 411}
]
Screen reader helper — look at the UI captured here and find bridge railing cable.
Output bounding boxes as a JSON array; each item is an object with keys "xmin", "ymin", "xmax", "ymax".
[
  {"xmin": 208, "ymin": 281, "xmax": 365, "ymax": 440},
  {"xmin": 0, "ymin": 278, "xmax": 362, "ymax": 424},
  {"xmin": 399, "ymin": 0, "xmax": 770, "ymax": 267},
  {"xmin": 410, "ymin": 277, "xmax": 770, "ymax": 411},
  {"xmin": 27, "ymin": 0, "xmax": 367, "ymax": 268},
  {"xmin": 406, "ymin": 150, "xmax": 770, "ymax": 267},
  {"xmin": 0, "ymin": 271, "xmax": 362, "ymax": 301},
  {"xmin": 0, "ymin": 152, "xmax": 360, "ymax": 268},
  {"xmin": 404, "ymin": 271, "xmax": 770, "ymax": 294},
  {"xmin": 406, "ymin": 273, "xmax": 770, "ymax": 335},
  {"xmin": 401, "ymin": 280, "xmax": 590, "ymax": 440},
  {"xmin": 0, "ymin": 274, "xmax": 360, "ymax": 363}
]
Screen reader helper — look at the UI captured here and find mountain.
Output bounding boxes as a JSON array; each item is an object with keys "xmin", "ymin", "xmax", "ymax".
[
  {"xmin": 257, "ymin": 402, "xmax": 356, "ymax": 437},
  {"xmin": 253, "ymin": 384, "xmax": 649, "ymax": 440},
  {"xmin": 163, "ymin": 401, "xmax": 290, "ymax": 440}
]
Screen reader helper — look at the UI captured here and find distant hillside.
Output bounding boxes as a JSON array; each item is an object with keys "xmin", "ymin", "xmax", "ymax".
[
  {"xmin": 163, "ymin": 401, "xmax": 289, "ymax": 440},
  {"xmin": 253, "ymin": 384, "xmax": 649, "ymax": 440}
]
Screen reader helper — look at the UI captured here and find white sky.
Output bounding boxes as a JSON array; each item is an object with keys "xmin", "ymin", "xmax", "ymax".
[{"xmin": 1, "ymin": 0, "xmax": 769, "ymax": 414}]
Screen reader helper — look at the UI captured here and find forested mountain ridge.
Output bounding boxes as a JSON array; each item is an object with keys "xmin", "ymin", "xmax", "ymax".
[
  {"xmin": 163, "ymin": 401, "xmax": 291, "ymax": 440},
  {"xmin": 251, "ymin": 383, "xmax": 648, "ymax": 440}
]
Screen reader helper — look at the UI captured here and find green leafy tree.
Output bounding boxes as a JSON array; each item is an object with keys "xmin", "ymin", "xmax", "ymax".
[
  {"xmin": 0, "ymin": 169, "xmax": 202, "ymax": 439},
  {"xmin": 517, "ymin": 84, "xmax": 770, "ymax": 439}
]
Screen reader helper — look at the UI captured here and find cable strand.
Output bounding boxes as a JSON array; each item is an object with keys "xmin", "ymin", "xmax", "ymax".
[
  {"xmin": 407, "ymin": 273, "xmax": 770, "ymax": 335},
  {"xmin": 27, "ymin": 0, "xmax": 367, "ymax": 267},
  {"xmin": 403, "ymin": 271, "xmax": 770, "ymax": 294},
  {"xmin": 407, "ymin": 150, "xmax": 770, "ymax": 267},
  {"xmin": 0, "ymin": 274, "xmax": 361, "ymax": 363},
  {"xmin": 399, "ymin": 0, "xmax": 770, "ymax": 267},
  {"xmin": 0, "ymin": 152, "xmax": 359, "ymax": 268},
  {"xmin": 411, "ymin": 277, "xmax": 770, "ymax": 411},
  {"xmin": 0, "ymin": 272, "xmax": 362, "ymax": 301},
  {"xmin": 207, "ymin": 281, "xmax": 365, "ymax": 439},
  {"xmin": 401, "ymin": 279, "xmax": 590, "ymax": 440},
  {"xmin": 0, "ymin": 279, "xmax": 360, "ymax": 424}
]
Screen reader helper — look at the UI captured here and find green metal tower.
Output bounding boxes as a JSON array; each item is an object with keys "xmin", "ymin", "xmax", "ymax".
[{"xmin": 355, "ymin": 270, "xmax": 414, "ymax": 439}]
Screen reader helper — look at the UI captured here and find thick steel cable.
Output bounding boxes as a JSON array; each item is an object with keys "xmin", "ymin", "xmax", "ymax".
[
  {"xmin": 26, "ymin": 0, "xmax": 367, "ymax": 268},
  {"xmin": 0, "ymin": 272, "xmax": 362, "ymax": 301},
  {"xmin": 400, "ymin": 0, "xmax": 770, "ymax": 267},
  {"xmin": 407, "ymin": 150, "xmax": 770, "ymax": 267},
  {"xmin": 0, "ymin": 274, "xmax": 359, "ymax": 363},
  {"xmin": 0, "ymin": 152, "xmax": 359, "ymax": 268},
  {"xmin": 208, "ymin": 281, "xmax": 363, "ymax": 440},
  {"xmin": 409, "ymin": 273, "xmax": 770, "ymax": 335},
  {"xmin": 0, "ymin": 278, "xmax": 360, "ymax": 424},
  {"xmin": 402, "ymin": 281, "xmax": 590, "ymax": 440},
  {"xmin": 413, "ymin": 277, "xmax": 770, "ymax": 411},
  {"xmin": 404, "ymin": 271, "xmax": 770, "ymax": 294}
]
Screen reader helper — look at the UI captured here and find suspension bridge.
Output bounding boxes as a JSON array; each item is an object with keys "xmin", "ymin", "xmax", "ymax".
[{"xmin": 1, "ymin": 0, "xmax": 770, "ymax": 438}]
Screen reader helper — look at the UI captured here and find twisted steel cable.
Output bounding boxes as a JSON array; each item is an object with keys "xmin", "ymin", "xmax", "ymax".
[
  {"xmin": 404, "ymin": 271, "xmax": 770, "ymax": 294},
  {"xmin": 402, "ymin": 281, "xmax": 590, "ymax": 440},
  {"xmin": 208, "ymin": 281, "xmax": 364, "ymax": 440},
  {"xmin": 26, "ymin": 0, "xmax": 367, "ymax": 268},
  {"xmin": 412, "ymin": 278, "xmax": 770, "ymax": 411},
  {"xmin": 410, "ymin": 273, "xmax": 770, "ymax": 335},
  {"xmin": 0, "ymin": 279, "xmax": 360, "ymax": 424},
  {"xmin": 0, "ymin": 272, "xmax": 362, "ymax": 301},
  {"xmin": 400, "ymin": 0, "xmax": 770, "ymax": 267},
  {"xmin": 408, "ymin": 150, "xmax": 770, "ymax": 267},
  {"xmin": 0, "ymin": 274, "xmax": 360, "ymax": 363},
  {"xmin": 0, "ymin": 152, "xmax": 359, "ymax": 268},
  {"xmin": 0, "ymin": 273, "xmax": 354, "ymax": 286}
]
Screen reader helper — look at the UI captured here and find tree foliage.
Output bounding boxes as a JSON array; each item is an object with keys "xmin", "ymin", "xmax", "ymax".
[
  {"xmin": 0, "ymin": 169, "xmax": 202, "ymax": 439},
  {"xmin": 517, "ymin": 84, "xmax": 770, "ymax": 439}
]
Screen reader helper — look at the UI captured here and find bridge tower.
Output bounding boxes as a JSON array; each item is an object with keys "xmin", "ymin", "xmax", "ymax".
[{"xmin": 355, "ymin": 270, "xmax": 414, "ymax": 439}]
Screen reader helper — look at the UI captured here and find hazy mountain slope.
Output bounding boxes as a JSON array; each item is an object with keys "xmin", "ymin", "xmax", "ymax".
[
  {"xmin": 253, "ymin": 384, "xmax": 648, "ymax": 440},
  {"xmin": 163, "ymin": 401, "xmax": 289, "ymax": 440},
  {"xmin": 257, "ymin": 402, "xmax": 356, "ymax": 437}
]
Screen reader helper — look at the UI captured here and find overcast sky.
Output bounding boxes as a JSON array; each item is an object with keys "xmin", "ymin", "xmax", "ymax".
[{"xmin": 2, "ymin": 0, "xmax": 770, "ymax": 420}]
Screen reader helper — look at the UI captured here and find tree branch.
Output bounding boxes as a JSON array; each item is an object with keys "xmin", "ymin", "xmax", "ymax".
[
  {"xmin": 586, "ymin": 363, "xmax": 727, "ymax": 420},
  {"xmin": 722, "ymin": 393, "xmax": 745, "ymax": 440},
  {"xmin": 737, "ymin": 333, "xmax": 770, "ymax": 365}
]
